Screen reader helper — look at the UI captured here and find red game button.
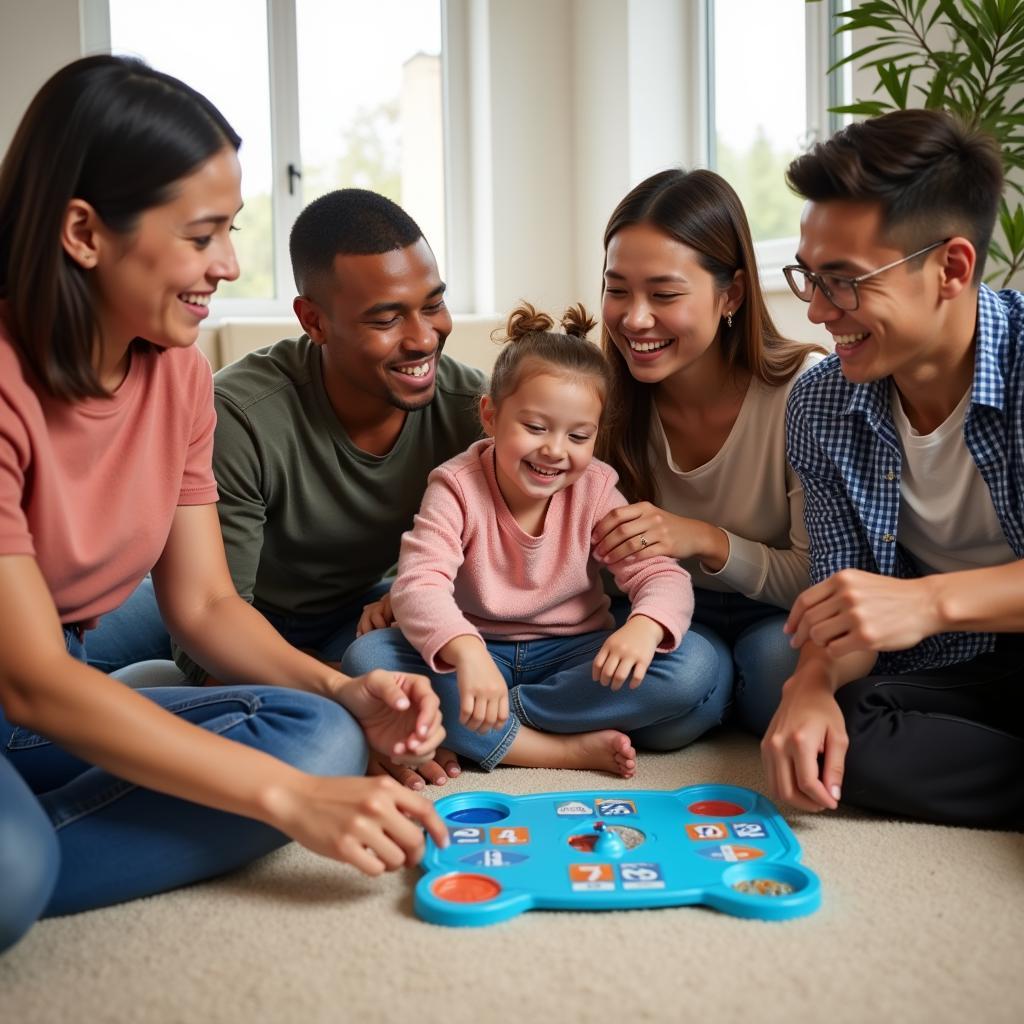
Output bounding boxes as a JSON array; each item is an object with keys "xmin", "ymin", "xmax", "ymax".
[
  {"xmin": 688, "ymin": 799, "xmax": 745, "ymax": 817},
  {"xmin": 431, "ymin": 873, "xmax": 502, "ymax": 903}
]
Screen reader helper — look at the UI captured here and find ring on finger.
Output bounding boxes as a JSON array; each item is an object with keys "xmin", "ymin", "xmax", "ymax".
[{"xmin": 639, "ymin": 534, "xmax": 649, "ymax": 548}]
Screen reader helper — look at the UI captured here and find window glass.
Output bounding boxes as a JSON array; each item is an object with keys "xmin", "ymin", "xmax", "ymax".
[
  {"xmin": 109, "ymin": 0, "xmax": 275, "ymax": 299},
  {"xmin": 712, "ymin": 0, "xmax": 809, "ymax": 243},
  {"xmin": 296, "ymin": 0, "xmax": 445, "ymax": 275}
]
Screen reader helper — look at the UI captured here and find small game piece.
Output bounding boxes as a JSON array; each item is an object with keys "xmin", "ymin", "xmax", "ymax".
[
  {"xmin": 416, "ymin": 783, "xmax": 821, "ymax": 926},
  {"xmin": 592, "ymin": 822, "xmax": 626, "ymax": 858}
]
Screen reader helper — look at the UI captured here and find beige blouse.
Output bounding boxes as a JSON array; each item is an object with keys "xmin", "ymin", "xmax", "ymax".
[{"xmin": 650, "ymin": 352, "xmax": 823, "ymax": 610}]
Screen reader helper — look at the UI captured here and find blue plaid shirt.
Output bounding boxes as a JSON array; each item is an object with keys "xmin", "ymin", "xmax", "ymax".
[{"xmin": 785, "ymin": 284, "xmax": 1024, "ymax": 674}]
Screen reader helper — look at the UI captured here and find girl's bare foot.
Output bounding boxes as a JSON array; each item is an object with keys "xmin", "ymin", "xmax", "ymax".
[{"xmin": 502, "ymin": 726, "xmax": 637, "ymax": 777}]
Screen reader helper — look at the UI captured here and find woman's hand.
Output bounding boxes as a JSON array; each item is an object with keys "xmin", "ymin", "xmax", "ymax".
[
  {"xmin": 265, "ymin": 773, "xmax": 450, "ymax": 875},
  {"xmin": 592, "ymin": 502, "xmax": 729, "ymax": 570},
  {"xmin": 336, "ymin": 670, "xmax": 445, "ymax": 767}
]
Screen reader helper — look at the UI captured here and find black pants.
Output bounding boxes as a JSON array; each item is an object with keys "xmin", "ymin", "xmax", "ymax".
[{"xmin": 837, "ymin": 639, "xmax": 1024, "ymax": 830}]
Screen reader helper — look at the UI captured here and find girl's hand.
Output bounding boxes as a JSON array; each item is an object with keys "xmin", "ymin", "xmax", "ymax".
[
  {"xmin": 592, "ymin": 502, "xmax": 728, "ymax": 570},
  {"xmin": 356, "ymin": 592, "xmax": 395, "ymax": 636},
  {"xmin": 266, "ymin": 773, "xmax": 450, "ymax": 875},
  {"xmin": 592, "ymin": 616, "xmax": 665, "ymax": 690},
  {"xmin": 456, "ymin": 651, "xmax": 509, "ymax": 735},
  {"xmin": 337, "ymin": 670, "xmax": 445, "ymax": 767},
  {"xmin": 440, "ymin": 636, "xmax": 510, "ymax": 735}
]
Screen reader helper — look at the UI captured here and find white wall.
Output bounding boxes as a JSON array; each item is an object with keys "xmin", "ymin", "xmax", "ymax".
[{"xmin": 0, "ymin": 0, "xmax": 83, "ymax": 155}]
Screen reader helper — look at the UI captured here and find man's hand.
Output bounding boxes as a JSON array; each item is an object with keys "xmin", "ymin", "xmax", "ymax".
[
  {"xmin": 337, "ymin": 670, "xmax": 445, "ymax": 766},
  {"xmin": 367, "ymin": 746, "xmax": 462, "ymax": 791},
  {"xmin": 761, "ymin": 671, "xmax": 847, "ymax": 813},
  {"xmin": 592, "ymin": 616, "xmax": 664, "ymax": 691},
  {"xmin": 785, "ymin": 570, "xmax": 939, "ymax": 657},
  {"xmin": 265, "ymin": 773, "xmax": 449, "ymax": 876},
  {"xmin": 356, "ymin": 592, "xmax": 395, "ymax": 637}
]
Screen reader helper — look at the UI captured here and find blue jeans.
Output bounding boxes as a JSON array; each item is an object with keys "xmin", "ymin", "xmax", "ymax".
[
  {"xmin": 258, "ymin": 580, "xmax": 393, "ymax": 663},
  {"xmin": 688, "ymin": 588, "xmax": 799, "ymax": 737},
  {"xmin": 85, "ymin": 576, "xmax": 172, "ymax": 673},
  {"xmin": 342, "ymin": 626, "xmax": 730, "ymax": 769},
  {"xmin": 0, "ymin": 628, "xmax": 368, "ymax": 953}
]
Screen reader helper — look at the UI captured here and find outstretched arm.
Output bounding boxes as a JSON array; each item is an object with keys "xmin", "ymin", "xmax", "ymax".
[
  {"xmin": 154, "ymin": 503, "xmax": 444, "ymax": 766},
  {"xmin": 786, "ymin": 561, "xmax": 1024, "ymax": 657},
  {"xmin": 761, "ymin": 641, "xmax": 876, "ymax": 813},
  {"xmin": 0, "ymin": 554, "xmax": 448, "ymax": 873}
]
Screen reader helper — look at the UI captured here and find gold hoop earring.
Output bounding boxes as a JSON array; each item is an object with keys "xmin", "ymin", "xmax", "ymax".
[{"xmin": 725, "ymin": 311, "xmax": 733, "ymax": 329}]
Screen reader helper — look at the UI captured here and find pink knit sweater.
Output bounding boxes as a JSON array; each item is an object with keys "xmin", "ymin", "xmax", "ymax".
[{"xmin": 391, "ymin": 439, "xmax": 694, "ymax": 671}]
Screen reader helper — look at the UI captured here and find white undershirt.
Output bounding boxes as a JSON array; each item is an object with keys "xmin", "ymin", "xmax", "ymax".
[{"xmin": 891, "ymin": 383, "xmax": 1015, "ymax": 574}]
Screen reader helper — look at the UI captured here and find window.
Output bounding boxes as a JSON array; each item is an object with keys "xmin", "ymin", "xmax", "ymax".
[
  {"xmin": 104, "ymin": 0, "xmax": 444, "ymax": 316},
  {"xmin": 707, "ymin": 0, "xmax": 847, "ymax": 275}
]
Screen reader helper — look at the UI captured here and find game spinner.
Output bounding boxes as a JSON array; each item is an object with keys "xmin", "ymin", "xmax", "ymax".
[{"xmin": 415, "ymin": 783, "xmax": 821, "ymax": 926}]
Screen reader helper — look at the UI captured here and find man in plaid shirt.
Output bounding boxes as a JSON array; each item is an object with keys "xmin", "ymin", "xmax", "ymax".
[{"xmin": 764, "ymin": 109, "xmax": 1023, "ymax": 829}]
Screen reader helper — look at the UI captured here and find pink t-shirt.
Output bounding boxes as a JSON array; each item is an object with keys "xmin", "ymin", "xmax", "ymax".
[
  {"xmin": 391, "ymin": 439, "xmax": 694, "ymax": 671},
  {"xmin": 0, "ymin": 319, "xmax": 218, "ymax": 626}
]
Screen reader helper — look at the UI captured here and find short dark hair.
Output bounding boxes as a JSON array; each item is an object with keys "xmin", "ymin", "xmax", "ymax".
[
  {"xmin": 786, "ymin": 109, "xmax": 1003, "ymax": 283},
  {"xmin": 0, "ymin": 55, "xmax": 240, "ymax": 400},
  {"xmin": 289, "ymin": 189, "xmax": 424, "ymax": 295}
]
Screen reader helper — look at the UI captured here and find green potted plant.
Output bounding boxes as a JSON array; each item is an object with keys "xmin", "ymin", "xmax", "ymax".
[{"xmin": 811, "ymin": 0, "xmax": 1024, "ymax": 285}]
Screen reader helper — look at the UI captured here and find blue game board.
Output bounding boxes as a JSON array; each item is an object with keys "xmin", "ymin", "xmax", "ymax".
[{"xmin": 416, "ymin": 784, "xmax": 821, "ymax": 926}]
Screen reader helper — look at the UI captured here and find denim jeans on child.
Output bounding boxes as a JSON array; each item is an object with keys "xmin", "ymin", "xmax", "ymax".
[
  {"xmin": 0, "ymin": 626, "xmax": 368, "ymax": 954},
  {"xmin": 342, "ymin": 624, "xmax": 731, "ymax": 769}
]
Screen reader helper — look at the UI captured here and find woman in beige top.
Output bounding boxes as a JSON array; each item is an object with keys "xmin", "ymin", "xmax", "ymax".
[{"xmin": 593, "ymin": 169, "xmax": 824, "ymax": 734}]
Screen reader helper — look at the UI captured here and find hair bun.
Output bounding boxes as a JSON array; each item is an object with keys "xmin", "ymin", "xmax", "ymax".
[
  {"xmin": 561, "ymin": 303, "xmax": 596, "ymax": 339},
  {"xmin": 504, "ymin": 302, "xmax": 554, "ymax": 342}
]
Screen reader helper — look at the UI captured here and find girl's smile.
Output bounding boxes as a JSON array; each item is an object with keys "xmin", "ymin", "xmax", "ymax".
[{"xmin": 480, "ymin": 371, "xmax": 603, "ymax": 528}]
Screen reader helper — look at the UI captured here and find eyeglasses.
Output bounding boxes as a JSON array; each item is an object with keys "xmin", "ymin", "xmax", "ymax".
[{"xmin": 782, "ymin": 238, "xmax": 951, "ymax": 312}]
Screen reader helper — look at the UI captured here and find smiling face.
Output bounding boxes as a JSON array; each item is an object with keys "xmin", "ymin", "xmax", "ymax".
[
  {"xmin": 602, "ymin": 222, "xmax": 738, "ymax": 385},
  {"xmin": 89, "ymin": 146, "xmax": 242, "ymax": 352},
  {"xmin": 301, "ymin": 237, "xmax": 452, "ymax": 413},
  {"xmin": 480, "ymin": 369, "xmax": 604, "ymax": 524},
  {"xmin": 796, "ymin": 200, "xmax": 950, "ymax": 384}
]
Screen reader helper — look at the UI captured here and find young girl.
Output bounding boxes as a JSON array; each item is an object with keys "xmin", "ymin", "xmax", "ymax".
[
  {"xmin": 342, "ymin": 304, "xmax": 728, "ymax": 776},
  {"xmin": 0, "ymin": 56, "xmax": 447, "ymax": 954},
  {"xmin": 593, "ymin": 169, "xmax": 826, "ymax": 735}
]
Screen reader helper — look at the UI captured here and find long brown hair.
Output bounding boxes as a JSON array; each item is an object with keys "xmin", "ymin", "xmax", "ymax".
[
  {"xmin": 598, "ymin": 168, "xmax": 823, "ymax": 503},
  {"xmin": 0, "ymin": 56, "xmax": 240, "ymax": 401}
]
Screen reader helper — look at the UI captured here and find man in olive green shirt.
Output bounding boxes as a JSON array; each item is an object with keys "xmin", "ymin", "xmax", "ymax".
[{"xmin": 174, "ymin": 190, "xmax": 484, "ymax": 783}]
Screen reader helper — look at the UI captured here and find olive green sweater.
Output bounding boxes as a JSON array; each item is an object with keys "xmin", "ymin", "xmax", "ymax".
[{"xmin": 174, "ymin": 335, "xmax": 483, "ymax": 679}]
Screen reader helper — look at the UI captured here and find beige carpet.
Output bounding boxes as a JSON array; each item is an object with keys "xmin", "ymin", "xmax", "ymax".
[{"xmin": 2, "ymin": 730, "xmax": 1022, "ymax": 1024}]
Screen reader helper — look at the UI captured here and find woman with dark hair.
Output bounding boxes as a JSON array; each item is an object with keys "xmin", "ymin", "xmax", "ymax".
[
  {"xmin": 593, "ymin": 168, "xmax": 825, "ymax": 738},
  {"xmin": 0, "ymin": 55, "xmax": 446, "ymax": 954}
]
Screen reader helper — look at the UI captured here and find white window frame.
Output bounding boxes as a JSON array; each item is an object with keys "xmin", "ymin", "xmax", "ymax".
[
  {"xmin": 705, "ymin": 0, "xmax": 849, "ymax": 285},
  {"xmin": 84, "ymin": 1, "xmax": 847, "ymax": 315},
  {"xmin": 85, "ymin": 0, "xmax": 448, "ymax": 321}
]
